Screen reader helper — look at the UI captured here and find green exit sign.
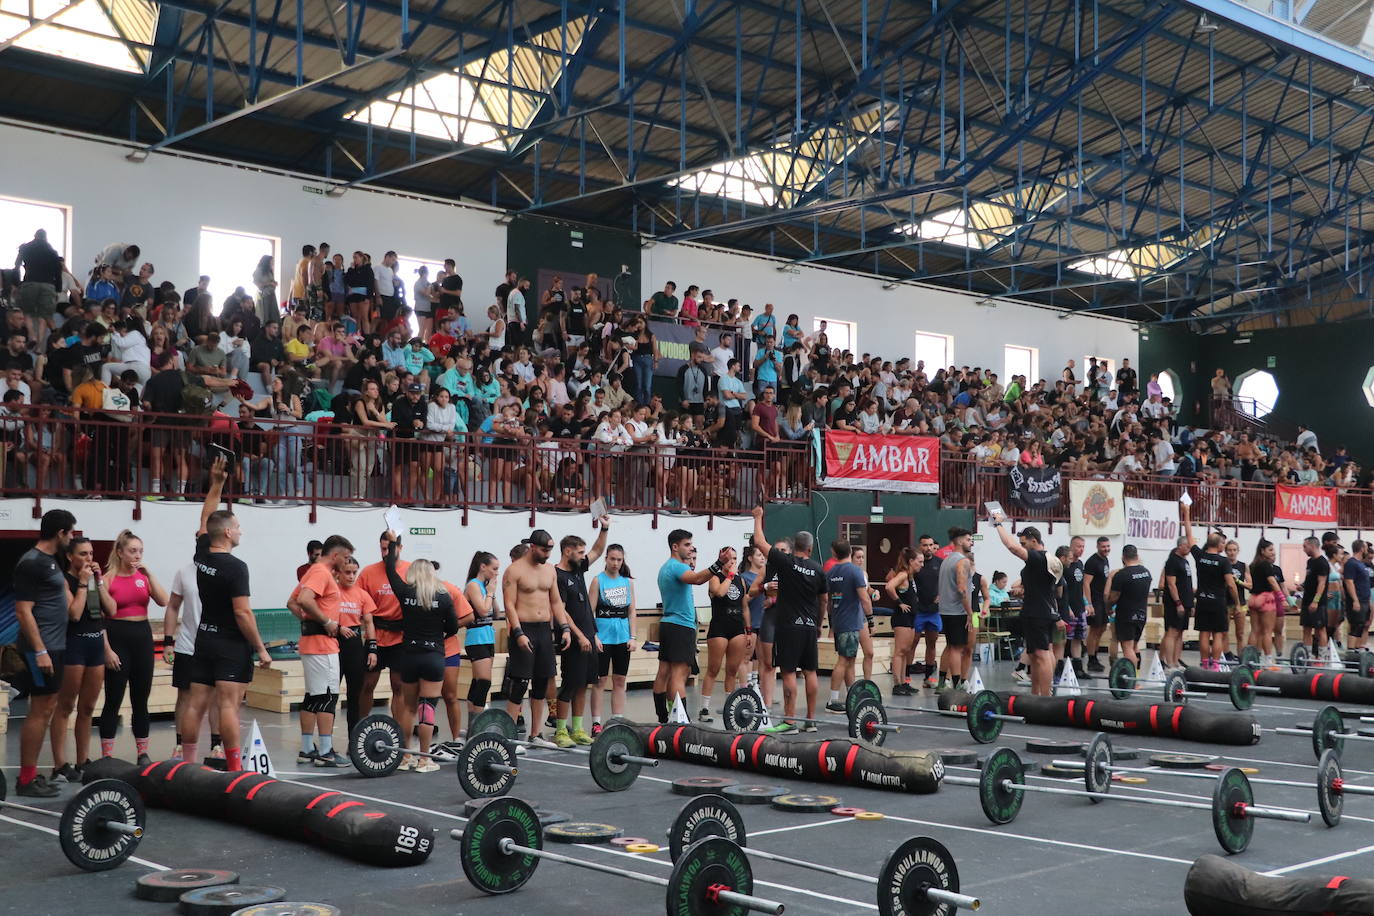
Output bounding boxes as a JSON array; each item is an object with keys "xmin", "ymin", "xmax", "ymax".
[
  {"xmin": 1266, "ymin": 356, "xmax": 1276, "ymax": 368},
  {"xmin": 409, "ymin": 527, "xmax": 436, "ymax": 536}
]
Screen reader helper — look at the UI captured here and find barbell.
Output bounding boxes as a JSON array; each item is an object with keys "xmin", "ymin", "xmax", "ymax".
[
  {"xmin": 845, "ymin": 680, "xmax": 1027, "ymax": 745},
  {"xmin": 467, "ymin": 709, "xmax": 660, "ymax": 793},
  {"xmin": 720, "ymin": 686, "xmax": 904, "ymax": 740},
  {"xmin": 0, "ymin": 772, "xmax": 145, "ymax": 871}
]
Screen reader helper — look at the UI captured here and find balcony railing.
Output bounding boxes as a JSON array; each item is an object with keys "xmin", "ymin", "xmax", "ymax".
[{"xmin": 0, "ymin": 410, "xmax": 813, "ymax": 522}]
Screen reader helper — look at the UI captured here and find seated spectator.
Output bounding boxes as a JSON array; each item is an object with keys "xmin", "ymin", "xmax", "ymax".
[
  {"xmin": 85, "ymin": 266, "xmax": 119, "ymax": 301},
  {"xmin": 250, "ymin": 319, "xmax": 285, "ymax": 387},
  {"xmin": 102, "ymin": 317, "xmax": 152, "ymax": 385},
  {"xmin": 218, "ymin": 316, "xmax": 252, "ymax": 379},
  {"xmin": 188, "ymin": 331, "xmax": 229, "ymax": 378},
  {"xmin": 283, "ymin": 324, "xmax": 316, "ymax": 375},
  {"xmin": 314, "ymin": 322, "xmax": 357, "ymax": 385}
]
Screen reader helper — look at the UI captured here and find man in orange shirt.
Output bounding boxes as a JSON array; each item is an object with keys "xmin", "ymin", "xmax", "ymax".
[
  {"xmin": 288, "ymin": 534, "xmax": 354, "ymax": 767},
  {"xmin": 435, "ymin": 577, "xmax": 474, "ymax": 759},
  {"xmin": 336, "ymin": 556, "xmax": 377, "ymax": 734},
  {"xmin": 358, "ymin": 530, "xmax": 407, "ymax": 723}
]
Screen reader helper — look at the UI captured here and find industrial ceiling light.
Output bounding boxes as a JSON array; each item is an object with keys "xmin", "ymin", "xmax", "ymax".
[
  {"xmin": 1195, "ymin": 14, "xmax": 1219, "ymax": 33},
  {"xmin": 493, "ymin": 212, "xmax": 515, "ymax": 225},
  {"xmin": 124, "ymin": 149, "xmax": 149, "ymax": 163},
  {"xmin": 882, "ymin": 281, "xmax": 899, "ymax": 291},
  {"xmin": 1353, "ymin": 76, "xmax": 1373, "ymax": 94}
]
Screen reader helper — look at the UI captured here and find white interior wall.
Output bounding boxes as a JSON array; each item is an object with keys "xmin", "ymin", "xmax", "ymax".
[
  {"xmin": 0, "ymin": 498, "xmax": 750, "ymax": 616},
  {"xmin": 0, "ymin": 121, "xmax": 505, "ymax": 299},
  {"xmin": 644, "ymin": 241, "xmax": 1139, "ymax": 383}
]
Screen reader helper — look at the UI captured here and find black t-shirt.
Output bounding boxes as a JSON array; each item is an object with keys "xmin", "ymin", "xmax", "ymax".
[
  {"xmin": 1062, "ymin": 558, "xmax": 1086, "ymax": 614},
  {"xmin": 74, "ymin": 342, "xmax": 105, "ymax": 374},
  {"xmin": 385, "ymin": 545, "xmax": 458, "ymax": 652},
  {"xmin": 64, "ymin": 571, "xmax": 104, "ymax": 636},
  {"xmin": 1192, "ymin": 546, "xmax": 1231, "ymax": 604},
  {"xmin": 556, "ymin": 558, "xmax": 594, "ymax": 633},
  {"xmin": 343, "ymin": 360, "xmax": 382, "ymax": 394},
  {"xmin": 1111, "ymin": 566, "xmax": 1153, "ymax": 622},
  {"xmin": 439, "ymin": 274, "xmax": 463, "ymax": 310},
  {"xmin": 17, "ymin": 238, "xmax": 62, "ymax": 287},
  {"xmin": 766, "ymin": 547, "xmax": 827, "ymax": 630},
  {"xmin": 1251, "ymin": 560, "xmax": 1283, "ymax": 594},
  {"xmin": 1164, "ymin": 551, "xmax": 1194, "ymax": 607},
  {"xmin": 1232, "ymin": 560, "xmax": 1248, "ymax": 602},
  {"xmin": 1116, "ymin": 367, "xmax": 1137, "ymax": 391},
  {"xmin": 122, "ymin": 280, "xmax": 154, "ymax": 311},
  {"xmin": 1084, "ymin": 552, "xmax": 1111, "ymax": 612},
  {"xmin": 1020, "ymin": 549, "xmax": 1059, "ymax": 620},
  {"xmin": 914, "ymin": 555, "xmax": 942, "ymax": 611},
  {"xmin": 195, "ymin": 545, "xmax": 252, "ymax": 643},
  {"xmin": 709, "ymin": 567, "xmax": 746, "ymax": 620},
  {"xmin": 566, "ymin": 302, "xmax": 588, "ymax": 336},
  {"xmin": 0, "ymin": 350, "xmax": 34, "ymax": 374},
  {"xmin": 1303, "ymin": 555, "xmax": 1331, "ymax": 609}
]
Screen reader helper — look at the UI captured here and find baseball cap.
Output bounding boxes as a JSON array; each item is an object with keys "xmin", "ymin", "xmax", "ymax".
[
  {"xmin": 529, "ymin": 529, "xmax": 555, "ymax": 549},
  {"xmin": 407, "ymin": 382, "xmax": 424, "ymax": 393}
]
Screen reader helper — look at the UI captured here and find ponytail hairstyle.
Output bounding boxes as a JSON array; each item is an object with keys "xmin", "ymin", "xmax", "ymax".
[
  {"xmin": 66, "ymin": 536, "xmax": 92, "ymax": 572},
  {"xmin": 467, "ymin": 551, "xmax": 497, "ymax": 583},
  {"xmin": 1252, "ymin": 538, "xmax": 1273, "ymax": 567},
  {"xmin": 106, "ymin": 529, "xmax": 142, "ymax": 576},
  {"xmin": 406, "ymin": 558, "xmax": 440, "ymax": 611},
  {"xmin": 890, "ymin": 546, "xmax": 919, "ymax": 580},
  {"xmin": 605, "ymin": 544, "xmax": 632, "ymax": 579}
]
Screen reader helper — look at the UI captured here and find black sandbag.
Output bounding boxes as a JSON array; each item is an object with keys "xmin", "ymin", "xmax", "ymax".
[
  {"xmin": 1184, "ymin": 854, "xmax": 1374, "ymax": 915},
  {"xmin": 1185, "ymin": 665, "xmax": 1374, "ymax": 705},
  {"xmin": 634, "ymin": 723, "xmax": 943, "ymax": 793},
  {"xmin": 81, "ymin": 758, "xmax": 433, "ymax": 866}
]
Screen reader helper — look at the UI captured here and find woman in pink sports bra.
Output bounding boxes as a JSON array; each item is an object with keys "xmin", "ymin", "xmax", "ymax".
[{"xmin": 98, "ymin": 530, "xmax": 168, "ymax": 764}]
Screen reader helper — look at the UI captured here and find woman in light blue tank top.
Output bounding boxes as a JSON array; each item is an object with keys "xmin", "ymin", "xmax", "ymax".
[
  {"xmin": 463, "ymin": 551, "xmax": 501, "ymax": 722},
  {"xmin": 587, "ymin": 545, "xmax": 636, "ymax": 730}
]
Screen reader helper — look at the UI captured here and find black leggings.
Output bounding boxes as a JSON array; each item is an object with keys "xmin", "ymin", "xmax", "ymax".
[
  {"xmin": 100, "ymin": 619, "xmax": 154, "ymax": 740},
  {"xmin": 338, "ymin": 633, "xmax": 368, "ymax": 732}
]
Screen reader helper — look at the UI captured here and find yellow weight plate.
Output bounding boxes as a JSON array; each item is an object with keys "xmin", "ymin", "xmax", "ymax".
[
  {"xmin": 854, "ymin": 811, "xmax": 885, "ymax": 821},
  {"xmin": 625, "ymin": 843, "xmax": 660, "ymax": 854}
]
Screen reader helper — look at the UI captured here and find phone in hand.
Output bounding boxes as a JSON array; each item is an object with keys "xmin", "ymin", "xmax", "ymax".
[{"xmin": 209, "ymin": 443, "xmax": 237, "ymax": 466}]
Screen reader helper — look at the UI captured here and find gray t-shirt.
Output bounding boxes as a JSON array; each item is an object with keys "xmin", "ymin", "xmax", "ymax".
[
  {"xmin": 14, "ymin": 546, "xmax": 70, "ymax": 652},
  {"xmin": 188, "ymin": 346, "xmax": 226, "ymax": 372},
  {"xmin": 938, "ymin": 553, "xmax": 970, "ymax": 617}
]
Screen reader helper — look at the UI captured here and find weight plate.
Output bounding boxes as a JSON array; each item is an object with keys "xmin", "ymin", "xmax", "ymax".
[
  {"xmin": 231, "ymin": 905, "xmax": 340, "ymax": 916},
  {"xmin": 966, "ymin": 689, "xmax": 1004, "ymax": 744},
  {"xmin": 1313, "ymin": 705, "xmax": 1345, "ymax": 759},
  {"xmin": 1211, "ymin": 767, "xmax": 1255, "ymax": 855},
  {"xmin": 459, "ymin": 796, "xmax": 542, "ymax": 895},
  {"xmin": 589, "ymin": 723, "xmax": 646, "ymax": 793},
  {"xmin": 770, "ymin": 794, "xmax": 842, "ymax": 813},
  {"xmin": 1025, "ymin": 738, "xmax": 1086, "ymax": 755},
  {"xmin": 626, "ymin": 844, "xmax": 660, "ymax": 854},
  {"xmin": 179, "ymin": 885, "xmax": 285, "ymax": 916},
  {"xmin": 544, "ymin": 822, "xmax": 624, "ymax": 844},
  {"xmin": 721, "ymin": 785, "xmax": 787, "ymax": 805},
  {"xmin": 1317, "ymin": 748, "xmax": 1344, "ymax": 828},
  {"xmin": 137, "ymin": 869, "xmax": 240, "ymax": 902},
  {"xmin": 348, "ymin": 714, "xmax": 403, "ymax": 778},
  {"xmin": 877, "ymin": 835, "xmax": 962, "ymax": 916},
  {"xmin": 671, "ymin": 777, "xmax": 738, "ymax": 797},
  {"xmin": 457, "ymin": 734, "xmax": 518, "ymax": 799},
  {"xmin": 1149, "ymin": 753, "xmax": 1218, "ymax": 769},
  {"xmin": 830, "ymin": 806, "xmax": 867, "ymax": 816},
  {"xmin": 1229, "ymin": 666, "xmax": 1256, "ymax": 711},
  {"xmin": 854, "ymin": 811, "xmax": 885, "ymax": 820},
  {"xmin": 1164, "ymin": 670, "xmax": 1188, "ymax": 704},
  {"xmin": 1108, "ymin": 657, "xmax": 1138, "ymax": 698},
  {"xmin": 721, "ymin": 687, "xmax": 765, "ymax": 732},
  {"xmin": 849, "ymin": 697, "xmax": 889, "ymax": 747},
  {"xmin": 1084, "ymin": 733, "xmax": 1113, "ymax": 800},
  {"xmin": 1240, "ymin": 645, "xmax": 1263, "ymax": 669},
  {"xmin": 611, "ymin": 836, "xmax": 651, "ymax": 847},
  {"xmin": 1115, "ymin": 776, "xmax": 1148, "ymax": 785},
  {"xmin": 1203, "ymin": 764, "xmax": 1258, "ymax": 774},
  {"xmin": 469, "ymin": 708, "xmax": 518, "ymax": 741},
  {"xmin": 668, "ymin": 836, "xmax": 754, "ymax": 916},
  {"xmin": 937, "ymin": 749, "xmax": 978, "ymax": 767},
  {"xmin": 536, "ymin": 811, "xmax": 571, "ymax": 827},
  {"xmin": 1079, "ymin": 745, "xmax": 1139, "ymax": 761},
  {"xmin": 1290, "ymin": 642, "xmax": 1311, "ymax": 674},
  {"xmin": 979, "ymin": 747, "xmax": 1025, "ymax": 825},
  {"xmin": 60, "ymin": 778, "xmax": 145, "ymax": 872},
  {"xmin": 1039, "ymin": 764, "xmax": 1082, "ymax": 780},
  {"xmin": 1358, "ymin": 649, "xmax": 1374, "ymax": 679},
  {"xmin": 667, "ymin": 794, "xmax": 747, "ymax": 863},
  {"xmin": 845, "ymin": 679, "xmax": 884, "ymax": 720}
]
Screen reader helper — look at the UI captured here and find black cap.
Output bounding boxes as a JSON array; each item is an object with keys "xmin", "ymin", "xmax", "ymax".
[
  {"xmin": 407, "ymin": 382, "xmax": 424, "ymax": 393},
  {"xmin": 529, "ymin": 529, "xmax": 554, "ymax": 548}
]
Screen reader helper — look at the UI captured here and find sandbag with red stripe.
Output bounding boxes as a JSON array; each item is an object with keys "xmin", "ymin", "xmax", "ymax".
[
  {"xmin": 1184, "ymin": 854, "xmax": 1374, "ymax": 915},
  {"xmin": 1184, "ymin": 665, "xmax": 1374, "ymax": 706},
  {"xmin": 632, "ymin": 723, "xmax": 942, "ymax": 793},
  {"xmin": 79, "ymin": 758, "xmax": 434, "ymax": 866}
]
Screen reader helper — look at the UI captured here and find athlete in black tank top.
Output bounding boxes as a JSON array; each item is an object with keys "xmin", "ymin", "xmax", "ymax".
[{"xmin": 992, "ymin": 516, "xmax": 1061, "ymax": 696}]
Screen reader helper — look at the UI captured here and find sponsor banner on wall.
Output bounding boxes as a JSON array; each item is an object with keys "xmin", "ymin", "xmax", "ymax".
[
  {"xmin": 645, "ymin": 317, "xmax": 747, "ymax": 377},
  {"xmin": 1008, "ymin": 465, "xmax": 1062, "ymax": 511},
  {"xmin": 1123, "ymin": 497, "xmax": 1180, "ymax": 551},
  {"xmin": 822, "ymin": 432, "xmax": 939, "ymax": 493},
  {"xmin": 1274, "ymin": 484, "xmax": 1338, "ymax": 528},
  {"xmin": 1069, "ymin": 480, "xmax": 1125, "ymax": 536}
]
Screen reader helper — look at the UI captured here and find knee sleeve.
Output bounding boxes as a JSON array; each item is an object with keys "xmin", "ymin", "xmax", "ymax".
[
  {"xmin": 531, "ymin": 677, "xmax": 549, "ymax": 700},
  {"xmin": 502, "ymin": 676, "xmax": 528, "ymax": 705},
  {"xmin": 418, "ymin": 696, "xmax": 438, "ymax": 726},
  {"xmin": 557, "ymin": 677, "xmax": 577, "ymax": 704},
  {"xmin": 468, "ymin": 678, "xmax": 491, "ymax": 708}
]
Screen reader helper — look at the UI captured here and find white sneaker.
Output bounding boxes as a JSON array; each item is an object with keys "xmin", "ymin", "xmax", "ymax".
[
  {"xmin": 429, "ymin": 745, "xmax": 458, "ymax": 762},
  {"xmin": 1012, "ymin": 669, "xmax": 1030, "ymax": 683},
  {"xmin": 512, "ymin": 743, "xmax": 527, "ymax": 756},
  {"xmin": 528, "ymin": 734, "xmax": 558, "ymax": 750},
  {"xmin": 397, "ymin": 754, "xmax": 417, "ymax": 771},
  {"xmin": 414, "ymin": 758, "xmax": 440, "ymax": 773}
]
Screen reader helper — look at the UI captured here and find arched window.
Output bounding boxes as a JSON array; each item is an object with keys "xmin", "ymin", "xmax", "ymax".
[
  {"xmin": 1234, "ymin": 369, "xmax": 1279, "ymax": 418},
  {"xmin": 1157, "ymin": 369, "xmax": 1179, "ymax": 404}
]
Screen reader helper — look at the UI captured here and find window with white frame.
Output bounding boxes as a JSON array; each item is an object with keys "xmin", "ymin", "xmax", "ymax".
[
  {"xmin": 814, "ymin": 317, "xmax": 854, "ymax": 355},
  {"xmin": 914, "ymin": 331, "xmax": 952, "ymax": 373},
  {"xmin": 199, "ymin": 228, "xmax": 279, "ymax": 314},
  {"xmin": 0, "ymin": 197, "xmax": 69, "ymax": 276},
  {"xmin": 1003, "ymin": 345, "xmax": 1037, "ymax": 384}
]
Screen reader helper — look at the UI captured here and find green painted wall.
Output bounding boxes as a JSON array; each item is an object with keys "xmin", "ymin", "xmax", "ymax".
[
  {"xmin": 506, "ymin": 214, "xmax": 641, "ymax": 309},
  {"xmin": 764, "ymin": 492, "xmax": 975, "ymax": 550},
  {"xmin": 1139, "ymin": 319, "xmax": 1374, "ymax": 456}
]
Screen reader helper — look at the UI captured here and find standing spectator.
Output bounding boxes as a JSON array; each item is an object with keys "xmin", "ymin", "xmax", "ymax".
[
  {"xmin": 750, "ymin": 302, "xmax": 777, "ymax": 347},
  {"xmin": 506, "ymin": 276, "xmax": 528, "ymax": 347},
  {"xmin": 15, "ymin": 229, "xmax": 62, "ymax": 343},
  {"xmin": 437, "ymin": 258, "xmax": 463, "ymax": 320},
  {"xmin": 344, "ymin": 252, "xmax": 376, "ymax": 330},
  {"xmin": 252, "ymin": 255, "xmax": 279, "ymax": 325},
  {"xmin": 647, "ymin": 281, "xmax": 679, "ymax": 319},
  {"xmin": 412, "ymin": 266, "xmax": 436, "ymax": 338},
  {"xmin": 751, "ymin": 334, "xmax": 781, "ymax": 395},
  {"xmin": 94, "ymin": 243, "xmax": 141, "ymax": 282},
  {"xmin": 1115, "ymin": 358, "xmax": 1137, "ymax": 399},
  {"xmin": 1296, "ymin": 424, "xmax": 1320, "ymax": 453},
  {"xmin": 375, "ymin": 251, "xmax": 400, "ymax": 325}
]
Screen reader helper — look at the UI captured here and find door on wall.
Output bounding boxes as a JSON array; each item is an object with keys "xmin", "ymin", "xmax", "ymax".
[{"xmin": 865, "ymin": 522, "xmax": 913, "ymax": 587}]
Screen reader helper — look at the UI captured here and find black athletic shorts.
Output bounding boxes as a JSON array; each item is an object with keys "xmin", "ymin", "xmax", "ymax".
[
  {"xmin": 507, "ymin": 621, "xmax": 558, "ymax": 680},
  {"xmin": 189, "ymin": 636, "xmax": 254, "ymax": 685},
  {"xmin": 22, "ymin": 648, "xmax": 64, "ymax": 696},
  {"xmin": 598, "ymin": 643, "xmax": 631, "ymax": 678},
  {"xmin": 1115, "ymin": 618, "xmax": 1145, "ymax": 645},
  {"xmin": 397, "ymin": 648, "xmax": 445, "ymax": 684},
  {"xmin": 1194, "ymin": 597, "xmax": 1229, "ymax": 634},
  {"xmin": 1089, "ymin": 599, "xmax": 1109, "ymax": 628},
  {"xmin": 1164, "ymin": 601, "xmax": 1192, "ymax": 632},
  {"xmin": 558, "ymin": 646, "xmax": 599, "ymax": 700},
  {"xmin": 772, "ymin": 626, "xmax": 819, "ymax": 673},
  {"xmin": 1300, "ymin": 602, "xmax": 1328, "ymax": 630},
  {"xmin": 464, "ymin": 643, "xmax": 495, "ymax": 662},
  {"xmin": 706, "ymin": 614, "xmax": 746, "ymax": 641},
  {"xmin": 1021, "ymin": 617, "xmax": 1056, "ymax": 653},
  {"xmin": 171, "ymin": 651, "xmax": 197, "ymax": 690},
  {"xmin": 658, "ymin": 621, "xmax": 698, "ymax": 665},
  {"xmin": 65, "ymin": 630, "xmax": 105, "ymax": 668},
  {"xmin": 1347, "ymin": 600, "xmax": 1372, "ymax": 638},
  {"xmin": 373, "ymin": 642, "xmax": 404, "ymax": 671},
  {"xmin": 940, "ymin": 615, "xmax": 970, "ymax": 648},
  {"xmin": 890, "ymin": 610, "xmax": 914, "ymax": 629}
]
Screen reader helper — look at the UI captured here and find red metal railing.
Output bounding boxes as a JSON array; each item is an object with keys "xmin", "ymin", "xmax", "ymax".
[
  {"xmin": 936, "ymin": 455, "xmax": 1374, "ymax": 529},
  {"xmin": 0, "ymin": 410, "xmax": 812, "ymax": 522}
]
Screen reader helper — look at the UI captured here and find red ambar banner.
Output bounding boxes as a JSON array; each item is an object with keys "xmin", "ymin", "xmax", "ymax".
[
  {"xmin": 1273, "ymin": 484, "xmax": 1338, "ymax": 527},
  {"xmin": 822, "ymin": 432, "xmax": 939, "ymax": 493}
]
